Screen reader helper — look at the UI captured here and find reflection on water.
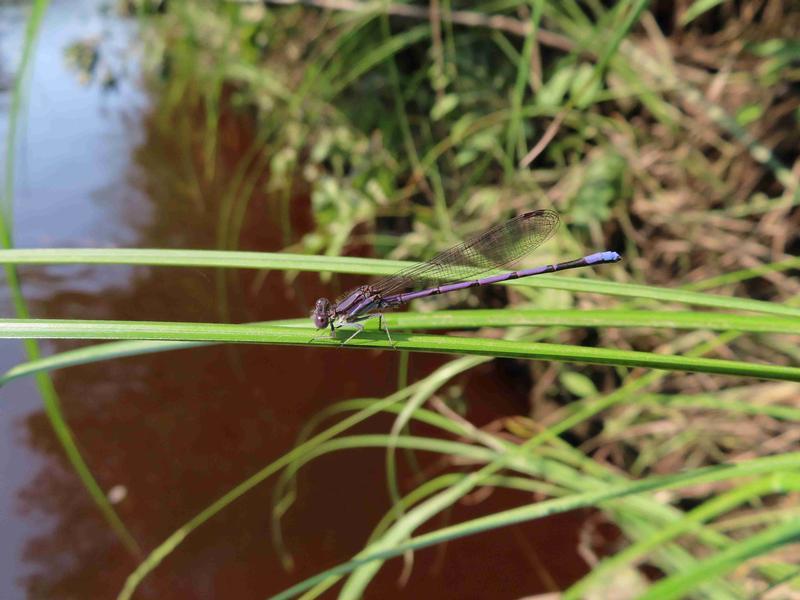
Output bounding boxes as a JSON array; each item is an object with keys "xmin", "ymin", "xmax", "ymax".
[{"xmin": 1, "ymin": 3, "xmax": 591, "ymax": 598}]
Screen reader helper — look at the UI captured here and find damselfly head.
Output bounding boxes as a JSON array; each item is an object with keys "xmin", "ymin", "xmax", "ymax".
[{"xmin": 311, "ymin": 298, "xmax": 332, "ymax": 329}]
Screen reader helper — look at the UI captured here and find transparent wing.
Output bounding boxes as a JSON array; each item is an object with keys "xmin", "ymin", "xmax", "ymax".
[{"xmin": 368, "ymin": 209, "xmax": 560, "ymax": 297}]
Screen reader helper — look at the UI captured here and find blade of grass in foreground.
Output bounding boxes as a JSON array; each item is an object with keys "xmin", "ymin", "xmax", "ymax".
[
  {"xmin": 332, "ymin": 329, "xmax": 782, "ymax": 596},
  {"xmin": 3, "ymin": 307, "xmax": 799, "ymax": 385},
  {"xmin": 2, "ymin": 318, "xmax": 800, "ymax": 382},
  {"xmin": 638, "ymin": 509, "xmax": 800, "ymax": 600},
  {"xmin": 111, "ymin": 308, "xmax": 798, "ymax": 597},
  {"xmin": 1, "ymin": 248, "xmax": 800, "ymax": 317},
  {"xmin": 269, "ymin": 453, "xmax": 800, "ymax": 600},
  {"xmin": 564, "ymin": 474, "xmax": 800, "ymax": 600},
  {"xmin": 0, "ymin": 0, "xmax": 140, "ymax": 558},
  {"xmin": 116, "ymin": 356, "xmax": 483, "ymax": 600}
]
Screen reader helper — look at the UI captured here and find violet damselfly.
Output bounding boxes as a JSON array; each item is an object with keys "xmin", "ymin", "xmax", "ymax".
[{"xmin": 311, "ymin": 209, "xmax": 621, "ymax": 345}]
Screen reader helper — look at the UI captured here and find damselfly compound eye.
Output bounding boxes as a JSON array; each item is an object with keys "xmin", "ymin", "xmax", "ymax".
[{"xmin": 311, "ymin": 298, "xmax": 331, "ymax": 329}]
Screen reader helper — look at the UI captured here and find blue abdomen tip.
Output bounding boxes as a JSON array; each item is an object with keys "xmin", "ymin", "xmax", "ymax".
[{"xmin": 586, "ymin": 251, "xmax": 621, "ymax": 264}]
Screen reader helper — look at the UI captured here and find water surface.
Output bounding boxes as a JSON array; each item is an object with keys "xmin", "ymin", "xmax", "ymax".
[{"xmin": 0, "ymin": 3, "xmax": 589, "ymax": 597}]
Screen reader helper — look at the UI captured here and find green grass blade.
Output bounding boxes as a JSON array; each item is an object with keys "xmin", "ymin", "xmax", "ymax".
[
  {"xmin": 336, "ymin": 331, "xmax": 773, "ymax": 596},
  {"xmin": 684, "ymin": 256, "xmax": 800, "ymax": 291},
  {"xmin": 271, "ymin": 453, "xmax": 800, "ymax": 600},
  {"xmin": 642, "ymin": 392, "xmax": 800, "ymax": 422},
  {"xmin": 565, "ymin": 475, "xmax": 800, "ymax": 599},
  {"xmin": 0, "ymin": 318, "xmax": 300, "ymax": 385},
  {"xmin": 384, "ymin": 309, "xmax": 800, "ymax": 333},
  {"xmin": 331, "ymin": 24, "xmax": 432, "ymax": 96},
  {"xmin": 0, "ymin": 339, "xmax": 207, "ymax": 386},
  {"xmin": 638, "ymin": 501, "xmax": 800, "ymax": 599},
  {"xmin": 2, "ymin": 0, "xmax": 48, "ymax": 222},
  {"xmin": 118, "ymin": 357, "xmax": 479, "ymax": 600},
  {"xmin": 0, "ymin": 0, "xmax": 140, "ymax": 559},
  {"xmin": 4, "ymin": 308, "xmax": 798, "ymax": 386},
  {"xmin": 2, "ymin": 248, "xmax": 798, "ymax": 317},
  {"xmin": 2, "ymin": 318, "xmax": 800, "ymax": 382},
  {"xmin": 505, "ymin": 0, "xmax": 542, "ymax": 164},
  {"xmin": 680, "ymin": 0, "xmax": 726, "ymax": 25}
]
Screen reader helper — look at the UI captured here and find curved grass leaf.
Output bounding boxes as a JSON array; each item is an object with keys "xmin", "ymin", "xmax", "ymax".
[
  {"xmin": 272, "ymin": 453, "xmax": 800, "ymax": 600},
  {"xmin": 641, "ymin": 392, "xmax": 800, "ymax": 422},
  {"xmin": 336, "ymin": 329, "xmax": 764, "ymax": 595},
  {"xmin": 304, "ymin": 392, "xmax": 773, "ymax": 598},
  {"xmin": 0, "ymin": 0, "xmax": 140, "ymax": 559},
  {"xmin": 270, "ymin": 357, "xmax": 488, "ymax": 570},
  {"xmin": 117, "ymin": 357, "xmax": 478, "ymax": 600},
  {"xmin": 564, "ymin": 475, "xmax": 800, "ymax": 599},
  {"xmin": 107, "ymin": 313, "xmax": 795, "ymax": 597},
  {"xmin": 680, "ymin": 0, "xmax": 726, "ymax": 26},
  {"xmin": 0, "ymin": 339, "xmax": 207, "ymax": 386},
  {"xmin": 638, "ymin": 504, "xmax": 800, "ymax": 600}
]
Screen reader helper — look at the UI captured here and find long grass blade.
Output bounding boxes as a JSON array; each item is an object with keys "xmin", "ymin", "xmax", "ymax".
[
  {"xmin": 3, "ymin": 308, "xmax": 798, "ymax": 386},
  {"xmin": 271, "ymin": 453, "xmax": 800, "ymax": 600},
  {"xmin": 117, "ymin": 357, "xmax": 479, "ymax": 600},
  {"xmin": 1, "ymin": 318, "xmax": 799, "ymax": 382},
  {"xmin": 0, "ymin": 0, "xmax": 140, "ymax": 558},
  {"xmin": 1, "ymin": 248, "xmax": 799, "ymax": 317}
]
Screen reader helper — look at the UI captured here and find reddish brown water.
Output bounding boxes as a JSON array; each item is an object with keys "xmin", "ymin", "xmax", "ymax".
[{"xmin": 0, "ymin": 2, "xmax": 593, "ymax": 598}]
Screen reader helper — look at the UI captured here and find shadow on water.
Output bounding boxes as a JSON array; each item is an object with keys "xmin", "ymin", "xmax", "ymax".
[{"xmin": 5, "ymin": 7, "xmax": 594, "ymax": 599}]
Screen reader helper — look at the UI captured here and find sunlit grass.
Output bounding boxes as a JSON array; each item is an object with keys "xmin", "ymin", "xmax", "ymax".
[
  {"xmin": 2, "ymin": 249, "xmax": 800, "ymax": 600},
  {"xmin": 3, "ymin": 314, "xmax": 800, "ymax": 381},
  {"xmin": 4, "ymin": 0, "xmax": 800, "ymax": 598}
]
